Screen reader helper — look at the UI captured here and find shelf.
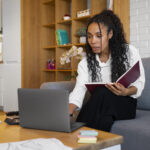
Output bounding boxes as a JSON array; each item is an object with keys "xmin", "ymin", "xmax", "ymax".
[
  {"xmin": 40, "ymin": 0, "xmax": 129, "ymax": 83},
  {"xmin": 57, "ymin": 44, "xmax": 72, "ymax": 48},
  {"xmin": 56, "ymin": 43, "xmax": 85, "ymax": 48},
  {"xmin": 42, "ymin": 0, "xmax": 54, "ymax": 5},
  {"xmin": 74, "ymin": 15, "xmax": 91, "ymax": 21},
  {"xmin": 43, "ymin": 69, "xmax": 56, "ymax": 72},
  {"xmin": 55, "ymin": 0, "xmax": 71, "ymax": 22},
  {"xmin": 57, "ymin": 69, "xmax": 72, "ymax": 71},
  {"xmin": 72, "ymin": 69, "xmax": 77, "ymax": 72},
  {"xmin": 43, "ymin": 46, "xmax": 56, "ymax": 49},
  {"xmin": 43, "ymin": 69, "xmax": 72, "ymax": 72},
  {"xmin": 74, "ymin": 43, "xmax": 86, "ymax": 46},
  {"xmin": 57, "ymin": 19, "xmax": 72, "ymax": 24},
  {"xmin": 21, "ymin": 0, "xmax": 129, "ymax": 87},
  {"xmin": 42, "ymin": 23, "xmax": 55, "ymax": 28}
]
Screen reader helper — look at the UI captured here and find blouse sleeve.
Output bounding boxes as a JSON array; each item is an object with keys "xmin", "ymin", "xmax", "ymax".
[
  {"xmin": 128, "ymin": 45, "xmax": 145, "ymax": 98},
  {"xmin": 69, "ymin": 58, "xmax": 89, "ymax": 108}
]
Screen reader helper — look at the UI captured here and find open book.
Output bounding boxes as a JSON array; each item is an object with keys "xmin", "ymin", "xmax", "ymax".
[{"xmin": 85, "ymin": 61, "xmax": 140, "ymax": 94}]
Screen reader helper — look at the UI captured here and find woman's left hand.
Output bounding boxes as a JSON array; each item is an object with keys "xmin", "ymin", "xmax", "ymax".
[{"xmin": 105, "ymin": 82, "xmax": 129, "ymax": 96}]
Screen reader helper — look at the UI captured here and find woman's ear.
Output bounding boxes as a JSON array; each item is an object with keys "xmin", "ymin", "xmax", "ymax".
[{"xmin": 108, "ymin": 30, "xmax": 113, "ymax": 39}]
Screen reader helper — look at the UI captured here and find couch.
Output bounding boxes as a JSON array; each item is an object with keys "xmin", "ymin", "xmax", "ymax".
[{"xmin": 40, "ymin": 57, "xmax": 150, "ymax": 150}]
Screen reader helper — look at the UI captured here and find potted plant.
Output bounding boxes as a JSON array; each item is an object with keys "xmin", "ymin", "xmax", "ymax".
[{"xmin": 76, "ymin": 27, "xmax": 86, "ymax": 43}]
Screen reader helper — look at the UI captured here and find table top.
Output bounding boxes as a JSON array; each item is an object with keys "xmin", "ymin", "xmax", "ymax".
[{"xmin": 0, "ymin": 111, "xmax": 123, "ymax": 150}]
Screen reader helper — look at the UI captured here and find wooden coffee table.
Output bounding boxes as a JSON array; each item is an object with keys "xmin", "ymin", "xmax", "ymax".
[{"xmin": 0, "ymin": 111, "xmax": 123, "ymax": 149}]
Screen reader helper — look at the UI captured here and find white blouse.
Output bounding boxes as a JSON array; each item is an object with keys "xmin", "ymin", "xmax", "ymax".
[{"xmin": 69, "ymin": 45, "xmax": 145, "ymax": 108}]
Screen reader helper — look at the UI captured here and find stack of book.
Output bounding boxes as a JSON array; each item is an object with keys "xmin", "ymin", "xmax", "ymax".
[
  {"xmin": 77, "ymin": 130, "xmax": 98, "ymax": 143},
  {"xmin": 56, "ymin": 29, "xmax": 70, "ymax": 45}
]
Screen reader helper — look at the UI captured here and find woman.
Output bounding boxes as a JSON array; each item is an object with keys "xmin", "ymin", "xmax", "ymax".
[{"xmin": 69, "ymin": 10, "xmax": 145, "ymax": 132}]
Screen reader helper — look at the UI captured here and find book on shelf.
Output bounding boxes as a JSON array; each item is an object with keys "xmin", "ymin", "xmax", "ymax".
[
  {"xmin": 77, "ymin": 130, "xmax": 98, "ymax": 144},
  {"xmin": 56, "ymin": 31, "xmax": 61, "ymax": 45},
  {"xmin": 56, "ymin": 29, "xmax": 70, "ymax": 45},
  {"xmin": 85, "ymin": 61, "xmax": 140, "ymax": 94}
]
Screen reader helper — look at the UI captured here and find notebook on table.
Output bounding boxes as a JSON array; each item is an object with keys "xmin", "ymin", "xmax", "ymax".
[
  {"xmin": 18, "ymin": 88, "xmax": 84, "ymax": 132},
  {"xmin": 85, "ymin": 61, "xmax": 140, "ymax": 94}
]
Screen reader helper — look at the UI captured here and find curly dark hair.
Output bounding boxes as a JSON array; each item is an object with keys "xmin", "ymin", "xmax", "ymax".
[{"xmin": 86, "ymin": 9, "xmax": 129, "ymax": 82}]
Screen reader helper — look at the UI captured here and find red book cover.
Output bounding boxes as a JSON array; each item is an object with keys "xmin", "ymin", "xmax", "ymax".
[{"xmin": 85, "ymin": 61, "xmax": 140, "ymax": 94}]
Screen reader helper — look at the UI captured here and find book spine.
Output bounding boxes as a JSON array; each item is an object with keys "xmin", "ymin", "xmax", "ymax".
[
  {"xmin": 56, "ymin": 30, "xmax": 61, "ymax": 45},
  {"xmin": 56, "ymin": 31, "xmax": 60, "ymax": 45}
]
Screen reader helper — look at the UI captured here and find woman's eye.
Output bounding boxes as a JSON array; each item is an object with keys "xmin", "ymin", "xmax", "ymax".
[
  {"xmin": 87, "ymin": 35, "xmax": 92, "ymax": 39},
  {"xmin": 97, "ymin": 35, "xmax": 102, "ymax": 38}
]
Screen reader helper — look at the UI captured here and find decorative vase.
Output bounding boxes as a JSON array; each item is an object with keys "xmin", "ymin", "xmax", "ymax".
[{"xmin": 79, "ymin": 36, "xmax": 86, "ymax": 43}]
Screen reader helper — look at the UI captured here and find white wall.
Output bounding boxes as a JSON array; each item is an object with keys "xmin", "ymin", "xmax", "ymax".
[
  {"xmin": 0, "ymin": 0, "xmax": 21, "ymax": 111},
  {"xmin": 130, "ymin": 0, "xmax": 150, "ymax": 57}
]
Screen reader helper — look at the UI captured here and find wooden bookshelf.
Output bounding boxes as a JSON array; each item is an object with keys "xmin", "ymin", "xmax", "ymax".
[
  {"xmin": 21, "ymin": 0, "xmax": 129, "ymax": 88},
  {"xmin": 40, "ymin": 0, "xmax": 129, "ymax": 84}
]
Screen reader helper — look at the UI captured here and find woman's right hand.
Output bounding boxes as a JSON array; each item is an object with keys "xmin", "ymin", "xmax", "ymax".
[{"xmin": 69, "ymin": 103, "xmax": 77, "ymax": 115}]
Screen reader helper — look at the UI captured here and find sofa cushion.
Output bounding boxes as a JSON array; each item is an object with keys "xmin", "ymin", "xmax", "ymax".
[
  {"xmin": 40, "ymin": 81, "xmax": 91, "ymax": 106},
  {"xmin": 111, "ymin": 110, "xmax": 150, "ymax": 150},
  {"xmin": 137, "ymin": 57, "xmax": 150, "ymax": 110},
  {"xmin": 40, "ymin": 81, "xmax": 75, "ymax": 93}
]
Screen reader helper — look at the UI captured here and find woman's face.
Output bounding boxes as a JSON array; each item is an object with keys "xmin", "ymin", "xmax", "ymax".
[{"xmin": 87, "ymin": 22, "xmax": 113, "ymax": 54}]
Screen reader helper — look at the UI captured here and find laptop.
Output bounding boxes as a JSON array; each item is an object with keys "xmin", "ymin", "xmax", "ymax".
[{"xmin": 18, "ymin": 88, "xmax": 85, "ymax": 132}]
